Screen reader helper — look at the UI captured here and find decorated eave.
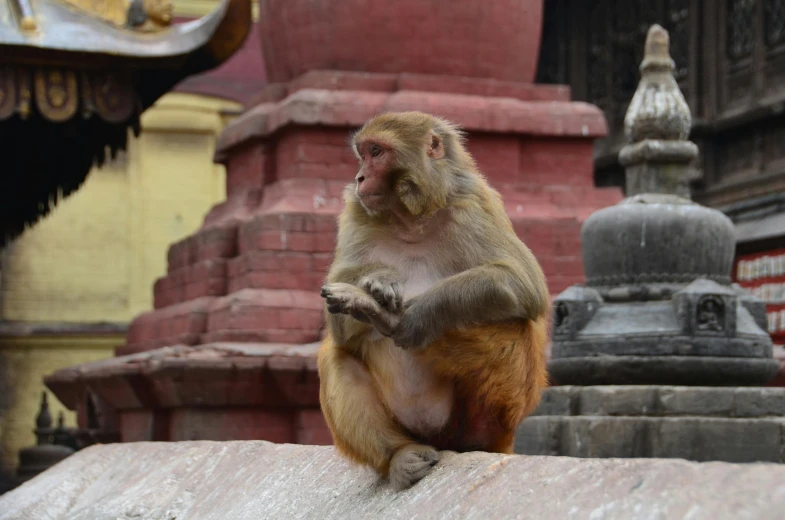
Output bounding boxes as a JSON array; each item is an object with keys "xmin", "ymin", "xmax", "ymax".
[
  {"xmin": 0, "ymin": 0, "xmax": 251, "ymax": 248},
  {"xmin": 0, "ymin": 0, "xmax": 252, "ymax": 106}
]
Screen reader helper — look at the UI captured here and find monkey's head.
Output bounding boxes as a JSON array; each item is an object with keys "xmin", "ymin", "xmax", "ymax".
[{"xmin": 350, "ymin": 111, "xmax": 475, "ymax": 218}]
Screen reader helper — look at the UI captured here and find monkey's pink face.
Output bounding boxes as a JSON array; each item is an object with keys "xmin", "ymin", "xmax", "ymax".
[{"xmin": 354, "ymin": 140, "xmax": 396, "ymax": 213}]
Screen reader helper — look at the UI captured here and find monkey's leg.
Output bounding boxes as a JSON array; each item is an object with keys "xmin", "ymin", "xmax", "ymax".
[
  {"xmin": 422, "ymin": 319, "xmax": 549, "ymax": 453},
  {"xmin": 321, "ymin": 283, "xmax": 401, "ymax": 336},
  {"xmin": 317, "ymin": 339, "xmax": 439, "ymax": 489}
]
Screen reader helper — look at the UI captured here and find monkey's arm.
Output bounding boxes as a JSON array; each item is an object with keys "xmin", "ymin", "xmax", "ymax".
[{"xmin": 392, "ymin": 259, "xmax": 549, "ymax": 350}]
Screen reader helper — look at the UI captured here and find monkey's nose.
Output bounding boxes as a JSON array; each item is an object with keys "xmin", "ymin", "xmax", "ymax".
[{"xmin": 355, "ymin": 173, "xmax": 365, "ymax": 184}]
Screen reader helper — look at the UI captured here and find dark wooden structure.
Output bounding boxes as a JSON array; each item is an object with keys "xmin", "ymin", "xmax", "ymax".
[
  {"xmin": 538, "ymin": 0, "xmax": 785, "ymax": 211},
  {"xmin": 0, "ymin": 0, "xmax": 252, "ymax": 248}
]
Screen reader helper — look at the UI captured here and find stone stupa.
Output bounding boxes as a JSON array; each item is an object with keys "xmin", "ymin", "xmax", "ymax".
[{"xmin": 516, "ymin": 25, "xmax": 785, "ymax": 463}]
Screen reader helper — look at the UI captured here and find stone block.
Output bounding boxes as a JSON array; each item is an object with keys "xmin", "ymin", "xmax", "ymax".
[
  {"xmin": 166, "ymin": 236, "xmax": 193, "ymax": 271},
  {"xmin": 514, "ymin": 417, "xmax": 562, "ymax": 456},
  {"xmin": 169, "ymin": 409, "xmax": 295, "ymax": 443},
  {"xmin": 733, "ymin": 388, "xmax": 785, "ymax": 417},
  {"xmin": 578, "ymin": 386, "xmax": 659, "ymax": 416},
  {"xmin": 519, "ymin": 139, "xmax": 595, "ymax": 187},
  {"xmin": 673, "ymin": 279, "xmax": 738, "ymax": 338},
  {"xmin": 533, "ymin": 386, "xmax": 785, "ymax": 419},
  {"xmin": 561, "ymin": 417, "xmax": 650, "ymax": 458},
  {"xmin": 732, "ymin": 283, "xmax": 768, "ymax": 331},
  {"xmin": 224, "ymin": 143, "xmax": 269, "ymax": 195},
  {"xmin": 548, "ymin": 356, "xmax": 781, "ymax": 387},
  {"xmin": 551, "ymin": 285, "xmax": 602, "ymax": 341},
  {"xmin": 205, "ymin": 289, "xmax": 323, "ymax": 343},
  {"xmin": 530, "ymin": 386, "xmax": 575, "ymax": 416},
  {"xmin": 396, "ymin": 73, "xmax": 571, "ymax": 102},
  {"xmin": 519, "ymin": 386, "xmax": 785, "ymax": 464},
  {"xmin": 650, "ymin": 418, "xmax": 785, "ymax": 463},
  {"xmin": 119, "ymin": 410, "xmax": 155, "ymax": 442},
  {"xmin": 124, "ymin": 298, "xmax": 213, "ymax": 354},
  {"xmin": 657, "ymin": 387, "xmax": 734, "ymax": 417}
]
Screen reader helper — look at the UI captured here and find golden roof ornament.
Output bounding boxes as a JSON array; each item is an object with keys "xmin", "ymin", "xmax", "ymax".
[
  {"xmin": 0, "ymin": 0, "xmax": 251, "ymax": 247},
  {"xmin": 623, "ymin": 24, "xmax": 692, "ymax": 143}
]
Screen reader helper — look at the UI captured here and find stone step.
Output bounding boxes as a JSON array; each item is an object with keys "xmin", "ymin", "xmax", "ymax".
[
  {"xmin": 517, "ymin": 415, "xmax": 785, "ymax": 463},
  {"xmin": 516, "ymin": 385, "xmax": 785, "ymax": 463},
  {"xmin": 534, "ymin": 385, "xmax": 785, "ymax": 418}
]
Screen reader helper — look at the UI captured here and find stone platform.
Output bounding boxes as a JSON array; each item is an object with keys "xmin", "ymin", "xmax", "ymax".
[
  {"xmin": 44, "ymin": 343, "xmax": 330, "ymax": 445},
  {"xmin": 3, "ymin": 441, "xmax": 785, "ymax": 519},
  {"xmin": 516, "ymin": 386, "xmax": 785, "ymax": 462}
]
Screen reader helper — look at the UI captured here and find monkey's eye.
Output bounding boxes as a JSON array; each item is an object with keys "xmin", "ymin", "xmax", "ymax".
[{"xmin": 370, "ymin": 145, "xmax": 383, "ymax": 158}]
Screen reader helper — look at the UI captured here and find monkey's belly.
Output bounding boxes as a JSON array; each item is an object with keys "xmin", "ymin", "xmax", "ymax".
[{"xmin": 372, "ymin": 340, "xmax": 454, "ymax": 436}]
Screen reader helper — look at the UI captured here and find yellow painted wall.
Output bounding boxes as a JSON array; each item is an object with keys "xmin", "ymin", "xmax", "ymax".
[{"xmin": 0, "ymin": 92, "xmax": 241, "ymax": 471}]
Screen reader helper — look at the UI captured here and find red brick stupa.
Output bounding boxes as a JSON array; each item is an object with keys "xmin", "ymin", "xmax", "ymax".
[{"xmin": 45, "ymin": 0, "xmax": 622, "ymax": 445}]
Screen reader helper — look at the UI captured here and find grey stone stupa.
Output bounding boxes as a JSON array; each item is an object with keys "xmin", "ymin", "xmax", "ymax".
[{"xmin": 515, "ymin": 25, "xmax": 785, "ymax": 463}]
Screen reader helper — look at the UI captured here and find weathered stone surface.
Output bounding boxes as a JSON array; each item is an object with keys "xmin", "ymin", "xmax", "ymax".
[
  {"xmin": 532, "ymin": 385, "xmax": 785, "ymax": 418},
  {"xmin": 581, "ymin": 202, "xmax": 736, "ymax": 289},
  {"xmin": 4, "ymin": 441, "xmax": 785, "ymax": 519},
  {"xmin": 45, "ymin": 343, "xmax": 326, "ymax": 444},
  {"xmin": 548, "ymin": 356, "xmax": 780, "ymax": 386},
  {"xmin": 518, "ymin": 415, "xmax": 785, "ymax": 463},
  {"xmin": 517, "ymin": 386, "xmax": 785, "ymax": 464}
]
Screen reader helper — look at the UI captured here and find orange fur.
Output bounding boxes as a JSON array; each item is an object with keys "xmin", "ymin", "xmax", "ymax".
[{"xmin": 317, "ymin": 316, "xmax": 549, "ymax": 473}]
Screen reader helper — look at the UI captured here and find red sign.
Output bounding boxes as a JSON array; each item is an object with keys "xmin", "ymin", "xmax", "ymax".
[{"xmin": 734, "ymin": 248, "xmax": 785, "ymax": 344}]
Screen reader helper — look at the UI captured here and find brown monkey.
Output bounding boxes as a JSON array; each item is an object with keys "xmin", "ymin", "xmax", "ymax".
[{"xmin": 317, "ymin": 111, "xmax": 550, "ymax": 490}]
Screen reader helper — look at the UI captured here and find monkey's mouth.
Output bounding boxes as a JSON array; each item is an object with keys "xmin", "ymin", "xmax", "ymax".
[{"xmin": 357, "ymin": 191, "xmax": 386, "ymax": 204}]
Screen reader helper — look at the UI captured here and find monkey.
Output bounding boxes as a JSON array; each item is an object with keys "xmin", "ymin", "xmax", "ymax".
[{"xmin": 317, "ymin": 111, "xmax": 550, "ymax": 490}]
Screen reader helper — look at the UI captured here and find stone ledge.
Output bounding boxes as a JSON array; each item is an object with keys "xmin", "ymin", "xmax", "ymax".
[
  {"xmin": 548, "ymin": 356, "xmax": 780, "ymax": 386},
  {"xmin": 215, "ymin": 88, "xmax": 607, "ymax": 159},
  {"xmin": 252, "ymin": 70, "xmax": 574, "ymax": 103},
  {"xmin": 3, "ymin": 441, "xmax": 785, "ymax": 519},
  {"xmin": 45, "ymin": 343, "xmax": 320, "ymax": 410},
  {"xmin": 534, "ymin": 385, "xmax": 785, "ymax": 418},
  {"xmin": 516, "ymin": 415, "xmax": 785, "ymax": 463}
]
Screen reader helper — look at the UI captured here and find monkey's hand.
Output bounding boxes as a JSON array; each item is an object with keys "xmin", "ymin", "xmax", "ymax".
[
  {"xmin": 321, "ymin": 283, "xmax": 401, "ymax": 336},
  {"xmin": 358, "ymin": 274, "xmax": 404, "ymax": 314},
  {"xmin": 390, "ymin": 304, "xmax": 440, "ymax": 351}
]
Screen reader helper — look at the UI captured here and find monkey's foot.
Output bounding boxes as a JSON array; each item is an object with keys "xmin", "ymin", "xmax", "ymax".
[
  {"xmin": 359, "ymin": 275, "xmax": 403, "ymax": 314},
  {"xmin": 389, "ymin": 444, "xmax": 440, "ymax": 490},
  {"xmin": 321, "ymin": 283, "xmax": 401, "ymax": 336}
]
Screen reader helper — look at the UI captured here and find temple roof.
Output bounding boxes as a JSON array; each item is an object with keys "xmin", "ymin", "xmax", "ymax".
[
  {"xmin": 0, "ymin": 0, "xmax": 252, "ymax": 248},
  {"xmin": 0, "ymin": 0, "xmax": 250, "ymax": 68}
]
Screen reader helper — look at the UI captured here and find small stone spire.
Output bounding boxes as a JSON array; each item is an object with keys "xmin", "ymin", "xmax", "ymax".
[
  {"xmin": 619, "ymin": 24, "xmax": 698, "ymax": 198},
  {"xmin": 624, "ymin": 24, "xmax": 691, "ymax": 143}
]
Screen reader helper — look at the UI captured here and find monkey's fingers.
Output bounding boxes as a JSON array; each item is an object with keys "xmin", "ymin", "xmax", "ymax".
[
  {"xmin": 360, "ymin": 278, "xmax": 404, "ymax": 314},
  {"xmin": 322, "ymin": 282, "xmax": 401, "ymax": 335}
]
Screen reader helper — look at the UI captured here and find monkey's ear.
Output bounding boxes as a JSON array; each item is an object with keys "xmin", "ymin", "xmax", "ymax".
[{"xmin": 426, "ymin": 131, "xmax": 445, "ymax": 160}]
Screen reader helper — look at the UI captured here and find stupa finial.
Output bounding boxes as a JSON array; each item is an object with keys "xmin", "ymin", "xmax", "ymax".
[{"xmin": 623, "ymin": 24, "xmax": 691, "ymax": 143}]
